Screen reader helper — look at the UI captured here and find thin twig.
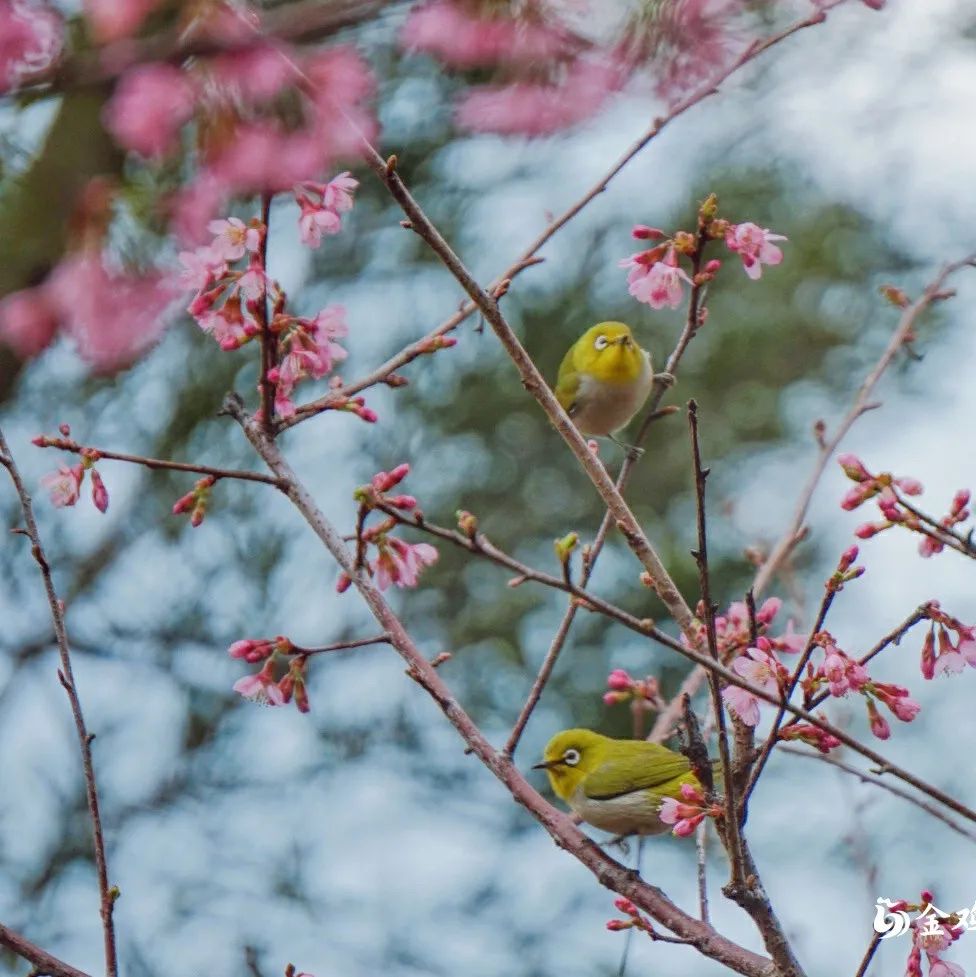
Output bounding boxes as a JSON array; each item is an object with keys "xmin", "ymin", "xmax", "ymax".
[
  {"xmin": 35, "ymin": 437, "xmax": 284, "ymax": 486},
  {"xmin": 853, "ymin": 933, "xmax": 882, "ymax": 977},
  {"xmin": 290, "ymin": 633, "xmax": 391, "ymax": 657},
  {"xmin": 687, "ymin": 400, "xmax": 744, "ymax": 883},
  {"xmin": 0, "ymin": 428, "xmax": 118, "ymax": 977},
  {"xmin": 780, "ymin": 746, "xmax": 976, "ymax": 845},
  {"xmin": 258, "ymin": 192, "xmax": 276, "ymax": 430},
  {"xmin": 0, "ymin": 922, "xmax": 94, "ymax": 977}
]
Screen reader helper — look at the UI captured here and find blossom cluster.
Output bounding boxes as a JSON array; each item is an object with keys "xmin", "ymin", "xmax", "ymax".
[
  {"xmin": 920, "ymin": 603, "xmax": 976, "ymax": 679},
  {"xmin": 32, "ymin": 429, "xmax": 109, "ymax": 512},
  {"xmin": 336, "ymin": 464, "xmax": 439, "ymax": 592},
  {"xmin": 681, "ymin": 594, "xmax": 804, "ymax": 662},
  {"xmin": 602, "ymin": 669, "xmax": 662, "ymax": 709},
  {"xmin": 620, "ymin": 202, "xmax": 786, "ymax": 311},
  {"xmin": 606, "ymin": 897, "xmax": 658, "ymax": 936},
  {"xmin": 881, "ymin": 891, "xmax": 970, "ymax": 977},
  {"xmin": 177, "ymin": 189, "xmax": 363, "ymax": 419},
  {"xmin": 839, "ymin": 454, "xmax": 972, "ymax": 559},
  {"xmin": 228, "ymin": 635, "xmax": 310, "ymax": 712},
  {"xmin": 658, "ymin": 781, "xmax": 723, "ymax": 837}
]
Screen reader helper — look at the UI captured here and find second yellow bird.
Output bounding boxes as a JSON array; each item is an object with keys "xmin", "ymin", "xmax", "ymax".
[
  {"xmin": 554, "ymin": 322, "xmax": 654, "ymax": 441},
  {"xmin": 534, "ymin": 728, "xmax": 703, "ymax": 837}
]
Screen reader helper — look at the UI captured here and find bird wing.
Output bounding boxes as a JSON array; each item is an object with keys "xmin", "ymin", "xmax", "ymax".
[
  {"xmin": 583, "ymin": 743, "xmax": 692, "ymax": 801},
  {"xmin": 554, "ymin": 346, "xmax": 581, "ymax": 415}
]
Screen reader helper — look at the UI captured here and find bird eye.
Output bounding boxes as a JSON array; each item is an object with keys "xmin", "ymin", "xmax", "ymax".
[
  {"xmin": 563, "ymin": 748, "xmax": 581, "ymax": 766},
  {"xmin": 593, "ymin": 335, "xmax": 609, "ymax": 351}
]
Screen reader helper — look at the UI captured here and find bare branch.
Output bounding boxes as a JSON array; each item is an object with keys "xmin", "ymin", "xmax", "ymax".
[
  {"xmin": 0, "ymin": 428, "xmax": 118, "ymax": 977},
  {"xmin": 0, "ymin": 922, "xmax": 94, "ymax": 977}
]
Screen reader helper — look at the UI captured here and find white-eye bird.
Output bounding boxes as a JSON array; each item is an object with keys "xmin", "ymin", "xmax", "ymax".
[
  {"xmin": 534, "ymin": 728, "xmax": 705, "ymax": 837},
  {"xmin": 554, "ymin": 321, "xmax": 654, "ymax": 445}
]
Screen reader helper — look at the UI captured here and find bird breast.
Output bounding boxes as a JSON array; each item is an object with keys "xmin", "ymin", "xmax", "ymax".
[
  {"xmin": 572, "ymin": 351, "xmax": 653, "ymax": 437},
  {"xmin": 569, "ymin": 784, "xmax": 671, "ymax": 837}
]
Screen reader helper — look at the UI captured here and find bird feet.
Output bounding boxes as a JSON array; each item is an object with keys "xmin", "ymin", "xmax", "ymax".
[{"xmin": 654, "ymin": 371, "xmax": 676, "ymax": 389}]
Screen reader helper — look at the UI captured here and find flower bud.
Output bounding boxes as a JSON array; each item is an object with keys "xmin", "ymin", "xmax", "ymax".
[
  {"xmin": 631, "ymin": 225, "xmax": 665, "ymax": 240},
  {"xmin": 703, "ymin": 258, "xmax": 722, "ymax": 274},
  {"xmin": 336, "ymin": 572, "xmax": 352, "ymax": 594},
  {"xmin": 837, "ymin": 453, "xmax": 871, "ymax": 482},
  {"xmin": 554, "ymin": 531, "xmax": 579, "ymax": 564},
  {"xmin": 58, "ymin": 423, "xmax": 71, "ymax": 437},
  {"xmin": 606, "ymin": 668, "xmax": 633, "ymax": 692},
  {"xmin": 456, "ymin": 510, "xmax": 478, "ymax": 538},
  {"xmin": 879, "ymin": 283, "xmax": 909, "ymax": 307},
  {"xmin": 90, "ymin": 469, "xmax": 109, "ymax": 513}
]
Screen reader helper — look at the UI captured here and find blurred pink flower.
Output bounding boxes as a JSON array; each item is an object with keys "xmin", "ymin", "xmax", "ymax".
[
  {"xmin": 725, "ymin": 222, "xmax": 786, "ymax": 280},
  {"xmin": 46, "ymin": 254, "xmax": 177, "ymax": 371},
  {"xmin": 0, "ymin": 0, "xmax": 62, "ymax": 91},
  {"xmin": 401, "ymin": 0, "xmax": 568, "ymax": 69},
  {"xmin": 455, "ymin": 56, "xmax": 622, "ymax": 136},
  {"xmin": 103, "ymin": 62, "xmax": 195, "ymax": 157},
  {"xmin": 210, "ymin": 42, "xmax": 299, "ymax": 102},
  {"xmin": 169, "ymin": 171, "xmax": 229, "ymax": 246},
  {"xmin": 41, "ymin": 464, "xmax": 83, "ymax": 508},
  {"xmin": 0, "ymin": 287, "xmax": 59, "ymax": 358},
  {"xmin": 84, "ymin": 0, "xmax": 161, "ymax": 43},
  {"xmin": 177, "ymin": 246, "xmax": 227, "ymax": 293},
  {"xmin": 722, "ymin": 646, "xmax": 782, "ymax": 725},
  {"xmin": 210, "ymin": 121, "xmax": 328, "ymax": 194}
]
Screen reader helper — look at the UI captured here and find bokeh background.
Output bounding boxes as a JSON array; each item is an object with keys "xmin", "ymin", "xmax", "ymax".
[{"xmin": 1, "ymin": 1, "xmax": 975, "ymax": 976}]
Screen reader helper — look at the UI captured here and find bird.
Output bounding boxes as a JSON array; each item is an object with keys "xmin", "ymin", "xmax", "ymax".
[
  {"xmin": 554, "ymin": 321, "xmax": 656, "ymax": 450},
  {"xmin": 534, "ymin": 728, "xmax": 706, "ymax": 837}
]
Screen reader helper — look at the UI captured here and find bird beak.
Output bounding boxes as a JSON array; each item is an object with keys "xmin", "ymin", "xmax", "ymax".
[
  {"xmin": 532, "ymin": 759, "xmax": 561, "ymax": 770},
  {"xmin": 615, "ymin": 336, "xmax": 630, "ymax": 346}
]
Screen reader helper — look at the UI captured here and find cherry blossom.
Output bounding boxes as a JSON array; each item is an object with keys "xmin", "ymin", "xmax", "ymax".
[
  {"xmin": 0, "ymin": 0, "xmax": 62, "ymax": 92},
  {"xmin": 620, "ymin": 248, "xmax": 692, "ymax": 310},
  {"xmin": 207, "ymin": 218, "xmax": 263, "ymax": 262},
  {"xmin": 103, "ymin": 62, "xmax": 196, "ymax": 158},
  {"xmin": 40, "ymin": 464, "xmax": 83, "ymax": 508},
  {"xmin": 83, "ymin": 0, "xmax": 161, "ymax": 43},
  {"xmin": 721, "ymin": 646, "xmax": 784, "ymax": 726},
  {"xmin": 725, "ymin": 222, "xmax": 787, "ymax": 280},
  {"xmin": 0, "ymin": 287, "xmax": 59, "ymax": 358},
  {"xmin": 372, "ymin": 538, "xmax": 439, "ymax": 590}
]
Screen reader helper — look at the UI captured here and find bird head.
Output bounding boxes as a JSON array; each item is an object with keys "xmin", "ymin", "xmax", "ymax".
[
  {"xmin": 533, "ymin": 728, "xmax": 609, "ymax": 801},
  {"xmin": 572, "ymin": 322, "xmax": 643, "ymax": 383}
]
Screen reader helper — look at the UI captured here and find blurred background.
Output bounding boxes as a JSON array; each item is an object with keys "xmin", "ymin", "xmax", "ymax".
[{"xmin": 1, "ymin": 1, "xmax": 975, "ymax": 975}]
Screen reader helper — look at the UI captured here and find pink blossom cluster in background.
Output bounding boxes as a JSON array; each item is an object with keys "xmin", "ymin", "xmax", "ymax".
[
  {"xmin": 0, "ymin": 0, "xmax": 62, "ymax": 92},
  {"xmin": 0, "ymin": 256, "xmax": 177, "ymax": 371},
  {"xmin": 838, "ymin": 454, "xmax": 972, "ymax": 558},
  {"xmin": 891, "ymin": 890, "xmax": 969, "ymax": 977},
  {"xmin": 919, "ymin": 603, "xmax": 976, "ymax": 679}
]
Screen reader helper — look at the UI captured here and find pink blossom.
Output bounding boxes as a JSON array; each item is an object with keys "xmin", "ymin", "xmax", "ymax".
[
  {"xmin": 177, "ymin": 246, "xmax": 227, "ymax": 293},
  {"xmin": 400, "ymin": 0, "xmax": 568, "ymax": 68},
  {"xmin": 725, "ymin": 222, "xmax": 787, "ymax": 280},
  {"xmin": 722, "ymin": 647, "xmax": 782, "ymax": 726},
  {"xmin": 606, "ymin": 668, "xmax": 634, "ymax": 692},
  {"xmin": 210, "ymin": 42, "xmax": 298, "ymax": 102},
  {"xmin": 919, "ymin": 536, "xmax": 944, "ymax": 559},
  {"xmin": 197, "ymin": 297, "xmax": 258, "ymax": 351},
  {"xmin": 103, "ymin": 62, "xmax": 195, "ymax": 158},
  {"xmin": 371, "ymin": 463, "xmax": 411, "ymax": 494},
  {"xmin": 658, "ymin": 782, "xmax": 713, "ymax": 837},
  {"xmin": 755, "ymin": 597, "xmax": 781, "ymax": 627},
  {"xmin": 295, "ymin": 172, "xmax": 359, "ymax": 247},
  {"xmin": 90, "ymin": 469, "xmax": 109, "ymax": 513},
  {"xmin": 620, "ymin": 248, "xmax": 692, "ymax": 310},
  {"xmin": 168, "ymin": 171, "xmax": 228, "ymax": 246},
  {"xmin": 207, "ymin": 218, "xmax": 262, "ymax": 262},
  {"xmin": 0, "ymin": 0, "xmax": 62, "ymax": 92},
  {"xmin": 777, "ymin": 722, "xmax": 841, "ymax": 755},
  {"xmin": 929, "ymin": 960, "xmax": 965, "ymax": 977},
  {"xmin": 210, "ymin": 122, "xmax": 327, "ymax": 195},
  {"xmin": 46, "ymin": 254, "xmax": 176, "ymax": 371},
  {"xmin": 895, "ymin": 476, "xmax": 923, "ymax": 496},
  {"xmin": 298, "ymin": 204, "xmax": 342, "ymax": 248},
  {"xmin": 233, "ymin": 659, "xmax": 285, "ymax": 706},
  {"xmin": 372, "ymin": 538, "xmax": 439, "ymax": 589},
  {"xmin": 83, "ymin": 0, "xmax": 160, "ymax": 42},
  {"xmin": 0, "ymin": 287, "xmax": 59, "ymax": 357},
  {"xmin": 235, "ymin": 264, "xmax": 268, "ymax": 302},
  {"xmin": 41, "ymin": 464, "xmax": 83, "ymax": 508}
]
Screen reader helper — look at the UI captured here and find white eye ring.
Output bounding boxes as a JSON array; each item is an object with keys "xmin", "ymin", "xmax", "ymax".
[
  {"xmin": 594, "ymin": 335, "xmax": 609, "ymax": 350},
  {"xmin": 563, "ymin": 748, "xmax": 581, "ymax": 766}
]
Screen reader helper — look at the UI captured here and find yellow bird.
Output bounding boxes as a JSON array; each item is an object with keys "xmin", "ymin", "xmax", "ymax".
[
  {"xmin": 534, "ymin": 728, "xmax": 705, "ymax": 837},
  {"xmin": 554, "ymin": 322, "xmax": 654, "ymax": 446}
]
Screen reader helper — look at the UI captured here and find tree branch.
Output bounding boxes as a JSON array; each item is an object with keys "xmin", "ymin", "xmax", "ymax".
[
  {"xmin": 0, "ymin": 428, "xmax": 118, "ymax": 977},
  {"xmin": 0, "ymin": 923, "xmax": 94, "ymax": 977}
]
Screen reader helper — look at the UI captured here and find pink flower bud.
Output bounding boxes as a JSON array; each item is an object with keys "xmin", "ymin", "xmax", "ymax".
[
  {"xmin": 678, "ymin": 781, "xmax": 704, "ymax": 803},
  {"xmin": 606, "ymin": 920, "xmax": 629, "ymax": 931},
  {"xmin": 703, "ymin": 258, "xmax": 722, "ymax": 274},
  {"xmin": 920, "ymin": 629, "xmax": 936, "ymax": 680},
  {"xmin": 190, "ymin": 501, "xmax": 206, "ymax": 527},
  {"xmin": 951, "ymin": 489, "xmax": 971, "ymax": 515},
  {"xmin": 631, "ymin": 225, "xmax": 665, "ymax": 240},
  {"xmin": 31, "ymin": 435, "xmax": 47, "ymax": 446},
  {"xmin": 918, "ymin": 536, "xmax": 943, "ymax": 558},
  {"xmin": 877, "ymin": 497, "xmax": 903, "ymax": 522},
  {"xmin": 387, "ymin": 494, "xmax": 417, "ymax": 510},
  {"xmin": 854, "ymin": 522, "xmax": 886, "ymax": 539},
  {"xmin": 614, "ymin": 897, "xmax": 638, "ymax": 915},
  {"xmin": 58, "ymin": 423, "xmax": 71, "ymax": 437},
  {"xmin": 672, "ymin": 816, "xmax": 701, "ymax": 837},
  {"xmin": 90, "ymin": 469, "xmax": 109, "ymax": 513},
  {"xmin": 866, "ymin": 700, "xmax": 890, "ymax": 740},
  {"xmin": 838, "ymin": 545, "xmax": 859, "ymax": 571},
  {"xmin": 172, "ymin": 490, "xmax": 195, "ymax": 515},
  {"xmin": 606, "ymin": 668, "xmax": 633, "ymax": 691},
  {"xmin": 837, "ymin": 454, "xmax": 871, "ymax": 482},
  {"xmin": 756, "ymin": 597, "xmax": 781, "ymax": 626},
  {"xmin": 336, "ymin": 572, "xmax": 352, "ymax": 594}
]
